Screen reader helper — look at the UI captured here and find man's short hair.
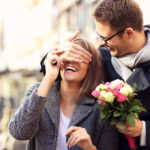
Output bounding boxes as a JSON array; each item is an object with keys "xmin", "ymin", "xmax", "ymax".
[{"xmin": 93, "ymin": 0, "xmax": 143, "ymax": 31}]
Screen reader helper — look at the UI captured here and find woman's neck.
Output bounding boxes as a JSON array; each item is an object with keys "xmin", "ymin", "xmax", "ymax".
[
  {"xmin": 60, "ymin": 80, "xmax": 80, "ymax": 105},
  {"xmin": 60, "ymin": 80, "xmax": 81, "ymax": 118}
]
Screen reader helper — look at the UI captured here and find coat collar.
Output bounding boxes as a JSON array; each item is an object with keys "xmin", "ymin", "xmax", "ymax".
[
  {"xmin": 69, "ymin": 95, "xmax": 95, "ymax": 127},
  {"xmin": 126, "ymin": 67, "xmax": 150, "ymax": 91},
  {"xmin": 45, "ymin": 81, "xmax": 96, "ymax": 131},
  {"xmin": 45, "ymin": 81, "xmax": 61, "ymax": 131}
]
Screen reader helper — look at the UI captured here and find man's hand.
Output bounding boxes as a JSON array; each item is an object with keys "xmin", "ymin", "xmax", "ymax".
[
  {"xmin": 51, "ymin": 31, "xmax": 92, "ymax": 64},
  {"xmin": 116, "ymin": 118, "xmax": 143, "ymax": 137},
  {"xmin": 66, "ymin": 126, "xmax": 96, "ymax": 150}
]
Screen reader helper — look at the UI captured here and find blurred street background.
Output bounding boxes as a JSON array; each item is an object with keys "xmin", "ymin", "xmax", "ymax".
[{"xmin": 0, "ymin": 0, "xmax": 149, "ymax": 149}]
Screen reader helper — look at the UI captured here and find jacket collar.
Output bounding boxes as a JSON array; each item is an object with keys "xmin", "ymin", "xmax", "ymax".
[
  {"xmin": 45, "ymin": 81, "xmax": 96, "ymax": 131},
  {"xmin": 69, "ymin": 95, "xmax": 95, "ymax": 127},
  {"xmin": 45, "ymin": 81, "xmax": 61, "ymax": 131},
  {"xmin": 137, "ymin": 60, "xmax": 150, "ymax": 68},
  {"xmin": 127, "ymin": 67, "xmax": 150, "ymax": 91}
]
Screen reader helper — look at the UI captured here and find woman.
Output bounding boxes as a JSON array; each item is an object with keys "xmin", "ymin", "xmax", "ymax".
[{"xmin": 9, "ymin": 38, "xmax": 118, "ymax": 150}]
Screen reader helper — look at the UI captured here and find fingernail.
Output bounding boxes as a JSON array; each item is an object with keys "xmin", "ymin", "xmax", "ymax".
[
  {"xmin": 61, "ymin": 61, "xmax": 64, "ymax": 65},
  {"xmin": 85, "ymin": 60, "xmax": 89, "ymax": 64}
]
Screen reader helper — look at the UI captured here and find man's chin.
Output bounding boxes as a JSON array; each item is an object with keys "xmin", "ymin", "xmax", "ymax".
[{"xmin": 110, "ymin": 51, "xmax": 117, "ymax": 57}]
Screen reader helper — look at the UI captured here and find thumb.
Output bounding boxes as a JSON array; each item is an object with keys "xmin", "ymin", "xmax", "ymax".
[{"xmin": 66, "ymin": 31, "xmax": 79, "ymax": 42}]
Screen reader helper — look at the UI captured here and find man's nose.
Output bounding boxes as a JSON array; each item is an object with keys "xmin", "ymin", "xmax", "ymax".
[{"xmin": 99, "ymin": 39, "xmax": 107, "ymax": 46}]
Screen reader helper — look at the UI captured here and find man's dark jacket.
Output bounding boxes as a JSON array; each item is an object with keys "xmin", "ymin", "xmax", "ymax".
[{"xmin": 99, "ymin": 46, "xmax": 150, "ymax": 150}]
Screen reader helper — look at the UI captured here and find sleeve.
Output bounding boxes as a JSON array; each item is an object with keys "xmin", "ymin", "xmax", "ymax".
[
  {"xmin": 8, "ymin": 82, "xmax": 47, "ymax": 140},
  {"xmin": 98, "ymin": 46, "xmax": 122, "ymax": 82},
  {"xmin": 146, "ymin": 121, "xmax": 150, "ymax": 147},
  {"xmin": 95, "ymin": 108, "xmax": 119, "ymax": 150},
  {"xmin": 140, "ymin": 121, "xmax": 146, "ymax": 146}
]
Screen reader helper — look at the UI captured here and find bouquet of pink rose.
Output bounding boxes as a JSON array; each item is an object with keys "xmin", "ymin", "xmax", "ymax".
[{"xmin": 91, "ymin": 79, "xmax": 146, "ymax": 150}]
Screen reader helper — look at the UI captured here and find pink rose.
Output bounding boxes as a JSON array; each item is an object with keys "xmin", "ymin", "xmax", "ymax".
[
  {"xmin": 99, "ymin": 97, "xmax": 105, "ymax": 101},
  {"xmin": 91, "ymin": 90, "xmax": 100, "ymax": 98},
  {"xmin": 117, "ymin": 94, "xmax": 127, "ymax": 102},
  {"xmin": 105, "ymin": 82, "xmax": 111, "ymax": 85},
  {"xmin": 107, "ymin": 86, "xmax": 113, "ymax": 92},
  {"xmin": 98, "ymin": 100, "xmax": 107, "ymax": 105},
  {"xmin": 114, "ymin": 84, "xmax": 124, "ymax": 91},
  {"xmin": 113, "ymin": 90, "xmax": 119, "ymax": 97}
]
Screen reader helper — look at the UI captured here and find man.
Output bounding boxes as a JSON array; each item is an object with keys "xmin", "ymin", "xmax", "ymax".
[
  {"xmin": 93, "ymin": 0, "xmax": 150, "ymax": 149},
  {"xmin": 46, "ymin": 0, "xmax": 150, "ymax": 149}
]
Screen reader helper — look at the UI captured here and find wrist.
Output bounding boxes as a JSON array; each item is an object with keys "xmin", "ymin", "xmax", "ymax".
[
  {"xmin": 85, "ymin": 144, "xmax": 96, "ymax": 150},
  {"xmin": 37, "ymin": 75, "xmax": 55, "ymax": 97},
  {"xmin": 43, "ymin": 73, "xmax": 57, "ymax": 83}
]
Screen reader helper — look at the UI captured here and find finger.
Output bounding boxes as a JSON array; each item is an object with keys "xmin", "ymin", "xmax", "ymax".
[
  {"xmin": 49, "ymin": 47, "xmax": 58, "ymax": 52},
  {"xmin": 125, "ymin": 121, "xmax": 131, "ymax": 126},
  {"xmin": 71, "ymin": 135, "xmax": 87, "ymax": 147},
  {"xmin": 72, "ymin": 44, "xmax": 92, "ymax": 60},
  {"xmin": 54, "ymin": 56, "xmax": 61, "ymax": 68},
  {"xmin": 67, "ymin": 132, "xmax": 76, "ymax": 147},
  {"xmin": 51, "ymin": 49, "xmax": 65, "ymax": 55},
  {"xmin": 60, "ymin": 61, "xmax": 64, "ymax": 70},
  {"xmin": 61, "ymin": 54, "xmax": 89, "ymax": 64},
  {"xmin": 65, "ymin": 126, "xmax": 81, "ymax": 136},
  {"xmin": 53, "ymin": 43, "xmax": 92, "ymax": 63},
  {"xmin": 46, "ymin": 54, "xmax": 61, "ymax": 68},
  {"xmin": 68, "ymin": 134, "xmax": 81, "ymax": 148},
  {"xmin": 66, "ymin": 31, "xmax": 79, "ymax": 42},
  {"xmin": 118, "ymin": 128, "xmax": 126, "ymax": 134},
  {"xmin": 67, "ymin": 128, "xmax": 86, "ymax": 144},
  {"xmin": 68, "ymin": 46, "xmax": 92, "ymax": 63},
  {"xmin": 118, "ymin": 128, "xmax": 133, "ymax": 137},
  {"xmin": 67, "ymin": 131, "xmax": 83, "ymax": 148}
]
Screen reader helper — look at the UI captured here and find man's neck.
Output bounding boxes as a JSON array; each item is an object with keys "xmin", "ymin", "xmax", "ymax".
[{"xmin": 130, "ymin": 30, "xmax": 147, "ymax": 54}]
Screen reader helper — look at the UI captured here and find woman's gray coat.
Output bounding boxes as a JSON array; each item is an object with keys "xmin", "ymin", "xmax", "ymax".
[{"xmin": 9, "ymin": 81, "xmax": 118, "ymax": 150}]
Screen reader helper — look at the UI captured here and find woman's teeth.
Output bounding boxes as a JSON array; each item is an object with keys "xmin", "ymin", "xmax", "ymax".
[{"xmin": 66, "ymin": 66, "xmax": 77, "ymax": 72}]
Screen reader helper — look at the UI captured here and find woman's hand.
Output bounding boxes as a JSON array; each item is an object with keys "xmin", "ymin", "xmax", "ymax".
[
  {"xmin": 65, "ymin": 126, "xmax": 96, "ymax": 150},
  {"xmin": 37, "ymin": 52, "xmax": 62, "ymax": 97},
  {"xmin": 44, "ymin": 52, "xmax": 61, "ymax": 80}
]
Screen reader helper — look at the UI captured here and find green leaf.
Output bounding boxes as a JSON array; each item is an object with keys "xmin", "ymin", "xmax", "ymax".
[
  {"xmin": 111, "ymin": 117, "xmax": 119, "ymax": 125},
  {"xmin": 113, "ymin": 111, "xmax": 121, "ymax": 117},
  {"xmin": 127, "ymin": 113, "xmax": 135, "ymax": 126},
  {"xmin": 105, "ymin": 113, "xmax": 112, "ymax": 120},
  {"xmin": 133, "ymin": 113, "xmax": 138, "ymax": 118},
  {"xmin": 117, "ymin": 122, "xmax": 127, "ymax": 131},
  {"xmin": 132, "ymin": 83, "xmax": 137, "ymax": 91},
  {"xmin": 100, "ymin": 110, "xmax": 109, "ymax": 120},
  {"xmin": 121, "ymin": 112, "xmax": 127, "ymax": 121},
  {"xmin": 141, "ymin": 107, "xmax": 147, "ymax": 112},
  {"xmin": 132, "ymin": 99, "xmax": 142, "ymax": 107},
  {"xmin": 129, "ymin": 105, "xmax": 140, "ymax": 112}
]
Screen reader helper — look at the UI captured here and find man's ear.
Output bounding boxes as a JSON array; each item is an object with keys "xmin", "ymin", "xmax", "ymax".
[{"xmin": 125, "ymin": 27, "xmax": 134, "ymax": 39}]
